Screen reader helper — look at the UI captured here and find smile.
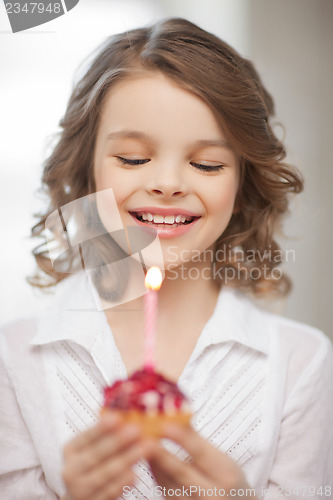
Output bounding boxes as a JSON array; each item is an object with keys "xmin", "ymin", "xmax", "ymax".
[
  {"xmin": 128, "ymin": 208, "xmax": 202, "ymax": 238},
  {"xmin": 131, "ymin": 212, "xmax": 197, "ymax": 225}
]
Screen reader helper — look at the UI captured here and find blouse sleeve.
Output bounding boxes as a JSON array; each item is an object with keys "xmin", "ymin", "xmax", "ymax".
[
  {"xmin": 263, "ymin": 335, "xmax": 333, "ymax": 499},
  {"xmin": 0, "ymin": 341, "xmax": 58, "ymax": 499}
]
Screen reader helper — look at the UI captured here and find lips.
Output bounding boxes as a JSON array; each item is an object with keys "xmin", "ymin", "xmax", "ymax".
[
  {"xmin": 129, "ymin": 207, "xmax": 201, "ymax": 226},
  {"xmin": 128, "ymin": 207, "xmax": 202, "ymax": 238},
  {"xmin": 131, "ymin": 212, "xmax": 197, "ymax": 225}
]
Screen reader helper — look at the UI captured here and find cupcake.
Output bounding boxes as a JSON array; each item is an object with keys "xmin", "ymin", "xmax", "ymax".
[{"xmin": 102, "ymin": 368, "xmax": 192, "ymax": 437}]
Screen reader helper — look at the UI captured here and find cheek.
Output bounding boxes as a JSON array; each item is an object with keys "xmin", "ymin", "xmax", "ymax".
[
  {"xmin": 94, "ymin": 168, "xmax": 131, "ymax": 234},
  {"xmin": 207, "ymin": 181, "xmax": 238, "ymax": 222},
  {"xmin": 95, "ymin": 166, "xmax": 130, "ymax": 206}
]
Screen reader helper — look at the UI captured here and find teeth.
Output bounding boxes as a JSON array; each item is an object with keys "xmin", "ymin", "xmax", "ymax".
[
  {"xmin": 164, "ymin": 215, "xmax": 175, "ymax": 224},
  {"xmin": 136, "ymin": 212, "xmax": 196, "ymax": 224},
  {"xmin": 153, "ymin": 215, "xmax": 164, "ymax": 223}
]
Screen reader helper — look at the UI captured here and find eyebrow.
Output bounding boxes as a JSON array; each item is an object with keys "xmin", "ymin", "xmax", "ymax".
[
  {"xmin": 192, "ymin": 139, "xmax": 232, "ymax": 150},
  {"xmin": 107, "ymin": 130, "xmax": 152, "ymax": 142},
  {"xmin": 106, "ymin": 130, "xmax": 232, "ymax": 150}
]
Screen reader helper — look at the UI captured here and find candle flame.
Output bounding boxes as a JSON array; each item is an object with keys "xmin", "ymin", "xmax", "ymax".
[{"xmin": 145, "ymin": 266, "xmax": 163, "ymax": 291}]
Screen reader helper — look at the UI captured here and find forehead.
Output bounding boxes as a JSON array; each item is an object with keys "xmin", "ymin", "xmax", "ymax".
[{"xmin": 97, "ymin": 72, "xmax": 228, "ymax": 146}]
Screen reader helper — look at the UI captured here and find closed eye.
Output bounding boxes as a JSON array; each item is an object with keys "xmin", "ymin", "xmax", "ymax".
[
  {"xmin": 190, "ymin": 162, "xmax": 225, "ymax": 172},
  {"xmin": 116, "ymin": 157, "xmax": 224, "ymax": 171},
  {"xmin": 116, "ymin": 156, "xmax": 150, "ymax": 166}
]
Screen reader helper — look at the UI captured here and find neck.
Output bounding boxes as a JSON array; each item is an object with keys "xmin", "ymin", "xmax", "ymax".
[
  {"xmin": 103, "ymin": 258, "xmax": 219, "ymax": 322},
  {"xmin": 103, "ymin": 259, "xmax": 220, "ymax": 379},
  {"xmin": 158, "ymin": 259, "xmax": 219, "ymax": 318}
]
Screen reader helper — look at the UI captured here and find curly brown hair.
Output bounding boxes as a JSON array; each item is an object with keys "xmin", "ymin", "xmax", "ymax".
[{"xmin": 30, "ymin": 17, "xmax": 303, "ymax": 297}]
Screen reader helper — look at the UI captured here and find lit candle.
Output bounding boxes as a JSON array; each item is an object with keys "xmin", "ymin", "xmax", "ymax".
[{"xmin": 144, "ymin": 266, "xmax": 163, "ymax": 371}]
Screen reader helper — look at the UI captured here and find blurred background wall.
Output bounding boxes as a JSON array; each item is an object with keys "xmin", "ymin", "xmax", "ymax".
[{"xmin": 0, "ymin": 0, "xmax": 332, "ymax": 339}]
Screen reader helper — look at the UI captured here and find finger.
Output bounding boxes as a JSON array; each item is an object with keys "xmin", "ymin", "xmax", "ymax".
[
  {"xmin": 64, "ymin": 413, "xmax": 121, "ymax": 456},
  {"xmin": 99, "ymin": 410, "xmax": 123, "ymax": 431},
  {"xmin": 83, "ymin": 424, "xmax": 142, "ymax": 466},
  {"xmin": 148, "ymin": 447, "xmax": 182, "ymax": 493},
  {"xmin": 161, "ymin": 425, "xmax": 245, "ymax": 489},
  {"xmin": 65, "ymin": 424, "xmax": 142, "ymax": 476},
  {"xmin": 148, "ymin": 441, "xmax": 212, "ymax": 491},
  {"xmin": 90, "ymin": 440, "xmax": 148, "ymax": 485},
  {"xmin": 93, "ymin": 469, "xmax": 135, "ymax": 500},
  {"xmin": 69, "ymin": 442, "xmax": 146, "ymax": 499},
  {"xmin": 161, "ymin": 424, "xmax": 224, "ymax": 470},
  {"xmin": 149, "ymin": 462, "xmax": 173, "ymax": 493}
]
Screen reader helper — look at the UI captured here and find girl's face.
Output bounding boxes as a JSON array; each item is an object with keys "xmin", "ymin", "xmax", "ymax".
[{"xmin": 93, "ymin": 73, "xmax": 239, "ymax": 270}]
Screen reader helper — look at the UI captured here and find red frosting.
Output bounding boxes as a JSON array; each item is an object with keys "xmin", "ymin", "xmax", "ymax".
[{"xmin": 103, "ymin": 368, "xmax": 189, "ymax": 414}]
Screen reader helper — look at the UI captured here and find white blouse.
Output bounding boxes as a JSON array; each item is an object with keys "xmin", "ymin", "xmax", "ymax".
[{"xmin": 0, "ymin": 273, "xmax": 332, "ymax": 499}]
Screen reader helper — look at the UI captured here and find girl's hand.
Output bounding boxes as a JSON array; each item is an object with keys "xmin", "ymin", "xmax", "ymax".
[
  {"xmin": 62, "ymin": 412, "xmax": 148, "ymax": 500},
  {"xmin": 147, "ymin": 424, "xmax": 256, "ymax": 500}
]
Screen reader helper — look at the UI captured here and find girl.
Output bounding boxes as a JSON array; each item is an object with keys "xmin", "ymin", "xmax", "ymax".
[{"xmin": 1, "ymin": 18, "xmax": 332, "ymax": 500}]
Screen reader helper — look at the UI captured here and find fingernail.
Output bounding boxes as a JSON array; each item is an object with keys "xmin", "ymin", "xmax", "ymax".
[
  {"xmin": 161, "ymin": 423, "xmax": 179, "ymax": 434},
  {"xmin": 123, "ymin": 424, "xmax": 141, "ymax": 438},
  {"xmin": 100, "ymin": 411, "xmax": 121, "ymax": 427}
]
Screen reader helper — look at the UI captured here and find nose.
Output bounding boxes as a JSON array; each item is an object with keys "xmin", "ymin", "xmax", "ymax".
[{"xmin": 145, "ymin": 161, "xmax": 188, "ymax": 198}]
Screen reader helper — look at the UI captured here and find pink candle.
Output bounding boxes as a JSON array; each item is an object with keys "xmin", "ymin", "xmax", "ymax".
[{"xmin": 144, "ymin": 267, "xmax": 163, "ymax": 371}]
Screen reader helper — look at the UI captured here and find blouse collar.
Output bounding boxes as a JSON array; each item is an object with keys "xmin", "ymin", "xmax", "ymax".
[{"xmin": 31, "ymin": 272, "xmax": 270, "ymax": 355}]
